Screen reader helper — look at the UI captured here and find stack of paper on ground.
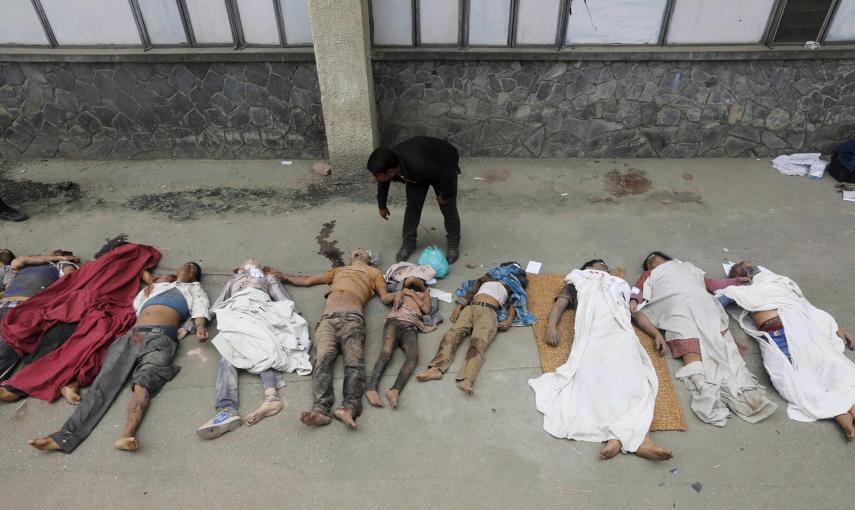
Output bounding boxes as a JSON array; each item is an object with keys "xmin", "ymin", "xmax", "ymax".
[{"xmin": 771, "ymin": 153, "xmax": 828, "ymax": 178}]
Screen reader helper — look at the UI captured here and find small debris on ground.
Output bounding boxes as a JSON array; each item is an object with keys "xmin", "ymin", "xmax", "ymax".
[
  {"xmin": 281, "ymin": 160, "xmax": 293, "ymax": 165},
  {"xmin": 466, "ymin": 263, "xmax": 483, "ymax": 269},
  {"xmin": 474, "ymin": 177, "xmax": 485, "ymax": 181},
  {"xmin": 691, "ymin": 482, "xmax": 703, "ymax": 494},
  {"xmin": 670, "ymin": 468, "xmax": 678, "ymax": 475},
  {"xmin": 722, "ymin": 248, "xmax": 729, "ymax": 253},
  {"xmin": 560, "ymin": 192, "xmax": 569, "ymax": 196},
  {"xmin": 491, "ymin": 408, "xmax": 496, "ymax": 413},
  {"xmin": 682, "ymin": 173, "xmax": 693, "ymax": 181},
  {"xmin": 312, "ymin": 162, "xmax": 332, "ymax": 176},
  {"xmin": 660, "ymin": 199, "xmax": 672, "ymax": 205}
]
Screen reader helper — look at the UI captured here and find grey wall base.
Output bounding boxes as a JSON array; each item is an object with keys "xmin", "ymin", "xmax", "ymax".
[
  {"xmin": 0, "ymin": 62, "xmax": 325, "ymax": 161},
  {"xmin": 374, "ymin": 59, "xmax": 855, "ymax": 158}
]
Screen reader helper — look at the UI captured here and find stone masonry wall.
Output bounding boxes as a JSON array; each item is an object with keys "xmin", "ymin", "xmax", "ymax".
[
  {"xmin": 0, "ymin": 62, "xmax": 325, "ymax": 161},
  {"xmin": 373, "ymin": 60, "xmax": 855, "ymax": 158}
]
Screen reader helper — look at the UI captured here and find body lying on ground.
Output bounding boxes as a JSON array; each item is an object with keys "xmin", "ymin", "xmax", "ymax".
[
  {"xmin": 719, "ymin": 261, "xmax": 855, "ymax": 440},
  {"xmin": 416, "ymin": 261, "xmax": 531, "ymax": 395},
  {"xmin": 197, "ymin": 258, "xmax": 311, "ymax": 440},
  {"xmin": 531, "ymin": 259, "xmax": 672, "ymax": 461},
  {"xmin": 29, "ymin": 261, "xmax": 209, "ymax": 453},
  {"xmin": 269, "ymin": 248, "xmax": 396, "ymax": 430},
  {"xmin": 629, "ymin": 252, "xmax": 777, "ymax": 426}
]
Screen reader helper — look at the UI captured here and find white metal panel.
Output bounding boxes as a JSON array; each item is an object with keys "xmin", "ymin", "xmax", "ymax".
[
  {"xmin": 185, "ymin": 0, "xmax": 234, "ymax": 44},
  {"xmin": 41, "ymin": 0, "xmax": 141, "ymax": 45},
  {"xmin": 666, "ymin": 0, "xmax": 777, "ymax": 44},
  {"xmin": 138, "ymin": 0, "xmax": 186, "ymax": 45},
  {"xmin": 469, "ymin": 0, "xmax": 511, "ymax": 45},
  {"xmin": 372, "ymin": 0, "xmax": 413, "ymax": 45},
  {"xmin": 419, "ymin": 0, "xmax": 458, "ymax": 44},
  {"xmin": 237, "ymin": 0, "xmax": 280, "ymax": 44},
  {"xmin": 566, "ymin": 0, "xmax": 667, "ymax": 45},
  {"xmin": 516, "ymin": 0, "xmax": 561, "ymax": 45},
  {"xmin": 280, "ymin": 0, "xmax": 312, "ymax": 44},
  {"xmin": 0, "ymin": 0, "xmax": 49, "ymax": 45},
  {"xmin": 826, "ymin": 0, "xmax": 855, "ymax": 41}
]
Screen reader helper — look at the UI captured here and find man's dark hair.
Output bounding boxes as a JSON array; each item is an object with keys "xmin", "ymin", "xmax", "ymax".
[
  {"xmin": 499, "ymin": 261, "xmax": 528, "ymax": 289},
  {"xmin": 0, "ymin": 249, "xmax": 14, "ymax": 266},
  {"xmin": 94, "ymin": 234, "xmax": 130, "ymax": 259},
  {"xmin": 580, "ymin": 259, "xmax": 606, "ymax": 270},
  {"xmin": 643, "ymin": 251, "xmax": 673, "ymax": 271},
  {"xmin": 189, "ymin": 262, "xmax": 203, "ymax": 281},
  {"xmin": 367, "ymin": 147, "xmax": 399, "ymax": 174}
]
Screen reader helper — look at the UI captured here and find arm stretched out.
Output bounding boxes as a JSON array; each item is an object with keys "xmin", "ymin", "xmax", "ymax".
[{"xmin": 631, "ymin": 309, "xmax": 666, "ymax": 355}]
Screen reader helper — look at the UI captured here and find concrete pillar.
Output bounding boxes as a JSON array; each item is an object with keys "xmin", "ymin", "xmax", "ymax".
[{"xmin": 307, "ymin": 0, "xmax": 378, "ymax": 173}]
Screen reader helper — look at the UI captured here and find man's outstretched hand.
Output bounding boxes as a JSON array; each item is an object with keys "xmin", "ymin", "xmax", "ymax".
[
  {"xmin": 546, "ymin": 327, "xmax": 561, "ymax": 347},
  {"xmin": 379, "ymin": 207, "xmax": 390, "ymax": 220}
]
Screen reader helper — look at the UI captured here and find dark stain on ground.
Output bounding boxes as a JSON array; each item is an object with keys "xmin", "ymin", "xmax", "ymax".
[
  {"xmin": 588, "ymin": 196, "xmax": 618, "ymax": 204},
  {"xmin": 481, "ymin": 169, "xmax": 511, "ymax": 183},
  {"xmin": 604, "ymin": 169, "xmax": 652, "ymax": 197},
  {"xmin": 648, "ymin": 190, "xmax": 704, "ymax": 204},
  {"xmin": 126, "ymin": 181, "xmax": 371, "ymax": 220},
  {"xmin": 316, "ymin": 220, "xmax": 345, "ymax": 267},
  {"xmin": 682, "ymin": 173, "xmax": 694, "ymax": 181},
  {"xmin": 0, "ymin": 178, "xmax": 81, "ymax": 205}
]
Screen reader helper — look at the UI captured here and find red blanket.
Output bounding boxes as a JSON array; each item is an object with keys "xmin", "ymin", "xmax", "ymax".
[{"xmin": 2, "ymin": 243, "xmax": 161, "ymax": 401}]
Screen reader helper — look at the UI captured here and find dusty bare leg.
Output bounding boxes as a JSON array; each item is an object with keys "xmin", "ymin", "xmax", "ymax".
[
  {"xmin": 0, "ymin": 386, "xmax": 21, "ymax": 402},
  {"xmin": 849, "ymin": 403, "xmax": 855, "ymax": 421},
  {"xmin": 415, "ymin": 367, "xmax": 443, "ymax": 382},
  {"xmin": 635, "ymin": 434, "xmax": 673, "ymax": 461},
  {"xmin": 682, "ymin": 353, "xmax": 702, "ymax": 365},
  {"xmin": 333, "ymin": 407, "xmax": 358, "ymax": 430},
  {"xmin": 834, "ymin": 412, "xmax": 855, "ymax": 440},
  {"xmin": 115, "ymin": 385, "xmax": 149, "ymax": 451},
  {"xmin": 600, "ymin": 439, "xmax": 621, "ymax": 460},
  {"xmin": 244, "ymin": 388, "xmax": 284, "ymax": 426},
  {"xmin": 300, "ymin": 410, "xmax": 332, "ymax": 427},
  {"xmin": 60, "ymin": 381, "xmax": 81, "ymax": 405},
  {"xmin": 385, "ymin": 388, "xmax": 400, "ymax": 408},
  {"xmin": 365, "ymin": 389, "xmax": 384, "ymax": 408},
  {"xmin": 29, "ymin": 436, "xmax": 62, "ymax": 451}
]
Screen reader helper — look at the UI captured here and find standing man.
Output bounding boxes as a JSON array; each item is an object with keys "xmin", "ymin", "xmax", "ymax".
[
  {"xmin": 0, "ymin": 197, "xmax": 27, "ymax": 222},
  {"xmin": 366, "ymin": 136, "xmax": 461, "ymax": 264}
]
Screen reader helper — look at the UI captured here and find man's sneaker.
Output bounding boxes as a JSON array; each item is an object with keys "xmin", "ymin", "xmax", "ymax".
[
  {"xmin": 446, "ymin": 245, "xmax": 460, "ymax": 265},
  {"xmin": 196, "ymin": 407, "xmax": 242, "ymax": 440},
  {"xmin": 0, "ymin": 201, "xmax": 27, "ymax": 222},
  {"xmin": 396, "ymin": 244, "xmax": 416, "ymax": 262}
]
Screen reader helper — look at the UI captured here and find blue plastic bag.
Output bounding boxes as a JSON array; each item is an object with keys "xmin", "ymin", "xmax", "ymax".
[{"xmin": 418, "ymin": 245, "xmax": 449, "ymax": 278}]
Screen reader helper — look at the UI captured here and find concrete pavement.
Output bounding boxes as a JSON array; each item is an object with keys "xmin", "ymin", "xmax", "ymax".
[{"xmin": 1, "ymin": 157, "xmax": 853, "ymax": 510}]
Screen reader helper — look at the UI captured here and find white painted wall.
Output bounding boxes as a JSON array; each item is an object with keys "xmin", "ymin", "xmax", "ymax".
[
  {"xmin": 469, "ymin": 0, "xmax": 510, "ymax": 46},
  {"xmin": 372, "ymin": 0, "xmax": 413, "ymax": 45},
  {"xmin": 41, "ymin": 0, "xmax": 141, "ymax": 45},
  {"xmin": 138, "ymin": 0, "xmax": 186, "ymax": 45},
  {"xmin": 420, "ymin": 0, "xmax": 459, "ymax": 44},
  {"xmin": 566, "ymin": 0, "xmax": 667, "ymax": 45},
  {"xmin": 516, "ymin": 0, "xmax": 561, "ymax": 45},
  {"xmin": 666, "ymin": 0, "xmax": 776, "ymax": 44},
  {"xmin": 280, "ymin": 0, "xmax": 312, "ymax": 44},
  {"xmin": 185, "ymin": 0, "xmax": 234, "ymax": 44},
  {"xmin": 0, "ymin": 0, "xmax": 49, "ymax": 45},
  {"xmin": 237, "ymin": 0, "xmax": 280, "ymax": 44},
  {"xmin": 826, "ymin": 0, "xmax": 855, "ymax": 41}
]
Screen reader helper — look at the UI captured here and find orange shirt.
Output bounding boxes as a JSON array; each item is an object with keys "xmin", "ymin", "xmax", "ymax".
[{"xmin": 320, "ymin": 265, "xmax": 385, "ymax": 305}]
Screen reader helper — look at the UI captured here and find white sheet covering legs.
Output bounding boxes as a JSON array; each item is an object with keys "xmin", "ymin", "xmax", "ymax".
[
  {"xmin": 529, "ymin": 269, "xmax": 657, "ymax": 453},
  {"xmin": 211, "ymin": 288, "xmax": 312, "ymax": 375},
  {"xmin": 721, "ymin": 270, "xmax": 855, "ymax": 422}
]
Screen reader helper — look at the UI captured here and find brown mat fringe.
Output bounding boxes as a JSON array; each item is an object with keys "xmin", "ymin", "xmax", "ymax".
[{"xmin": 528, "ymin": 271, "xmax": 687, "ymax": 432}]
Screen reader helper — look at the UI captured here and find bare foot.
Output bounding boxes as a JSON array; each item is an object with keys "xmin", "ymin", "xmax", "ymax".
[
  {"xmin": 115, "ymin": 437, "xmax": 141, "ymax": 451},
  {"xmin": 457, "ymin": 379, "xmax": 474, "ymax": 395},
  {"xmin": 600, "ymin": 439, "xmax": 621, "ymax": 460},
  {"xmin": 333, "ymin": 407, "xmax": 358, "ymax": 430},
  {"xmin": 300, "ymin": 410, "xmax": 332, "ymax": 427},
  {"xmin": 635, "ymin": 435, "xmax": 672, "ymax": 461},
  {"xmin": 244, "ymin": 398, "xmax": 283, "ymax": 426},
  {"xmin": 60, "ymin": 385, "xmax": 81, "ymax": 405},
  {"xmin": 365, "ymin": 389, "xmax": 384, "ymax": 408},
  {"xmin": 416, "ymin": 367, "xmax": 443, "ymax": 382},
  {"xmin": 0, "ymin": 387, "xmax": 20, "ymax": 402},
  {"xmin": 29, "ymin": 437, "xmax": 62, "ymax": 451},
  {"xmin": 385, "ymin": 389, "xmax": 400, "ymax": 409},
  {"xmin": 835, "ymin": 413, "xmax": 855, "ymax": 440}
]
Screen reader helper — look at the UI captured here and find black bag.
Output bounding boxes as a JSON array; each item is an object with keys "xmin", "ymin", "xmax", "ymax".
[{"xmin": 829, "ymin": 141, "xmax": 855, "ymax": 183}]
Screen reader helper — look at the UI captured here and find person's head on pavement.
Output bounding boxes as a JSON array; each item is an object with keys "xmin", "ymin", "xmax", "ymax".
[
  {"xmin": 349, "ymin": 248, "xmax": 377, "ymax": 267},
  {"xmin": 728, "ymin": 261, "xmax": 760, "ymax": 280},
  {"xmin": 366, "ymin": 147, "xmax": 400, "ymax": 183},
  {"xmin": 581, "ymin": 259, "xmax": 610, "ymax": 273},
  {"xmin": 177, "ymin": 262, "xmax": 202, "ymax": 283},
  {"xmin": 643, "ymin": 251, "xmax": 673, "ymax": 271},
  {"xmin": 402, "ymin": 276, "xmax": 427, "ymax": 292},
  {"xmin": 0, "ymin": 249, "xmax": 15, "ymax": 266}
]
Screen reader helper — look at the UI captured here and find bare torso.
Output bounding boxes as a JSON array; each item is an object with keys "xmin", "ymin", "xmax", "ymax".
[
  {"xmin": 323, "ymin": 290, "xmax": 367, "ymax": 314},
  {"xmin": 137, "ymin": 305, "xmax": 183, "ymax": 327}
]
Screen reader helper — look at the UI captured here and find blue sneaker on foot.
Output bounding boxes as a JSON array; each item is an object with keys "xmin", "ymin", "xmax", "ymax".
[{"xmin": 196, "ymin": 407, "xmax": 242, "ymax": 440}]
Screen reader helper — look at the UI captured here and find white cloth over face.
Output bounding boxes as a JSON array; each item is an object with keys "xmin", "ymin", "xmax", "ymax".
[
  {"xmin": 529, "ymin": 269, "xmax": 657, "ymax": 453},
  {"xmin": 640, "ymin": 260, "xmax": 776, "ymax": 425},
  {"xmin": 720, "ymin": 270, "xmax": 855, "ymax": 422},
  {"xmin": 211, "ymin": 288, "xmax": 312, "ymax": 375}
]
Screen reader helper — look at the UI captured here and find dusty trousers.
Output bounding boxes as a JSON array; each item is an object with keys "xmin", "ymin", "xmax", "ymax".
[
  {"xmin": 311, "ymin": 311, "xmax": 366, "ymax": 418},
  {"xmin": 427, "ymin": 304, "xmax": 498, "ymax": 382}
]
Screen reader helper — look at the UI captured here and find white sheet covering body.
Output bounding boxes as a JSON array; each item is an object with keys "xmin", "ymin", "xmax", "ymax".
[
  {"xmin": 529, "ymin": 269, "xmax": 657, "ymax": 453},
  {"xmin": 211, "ymin": 288, "xmax": 312, "ymax": 375},
  {"xmin": 720, "ymin": 270, "xmax": 855, "ymax": 421},
  {"xmin": 640, "ymin": 260, "xmax": 776, "ymax": 425}
]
